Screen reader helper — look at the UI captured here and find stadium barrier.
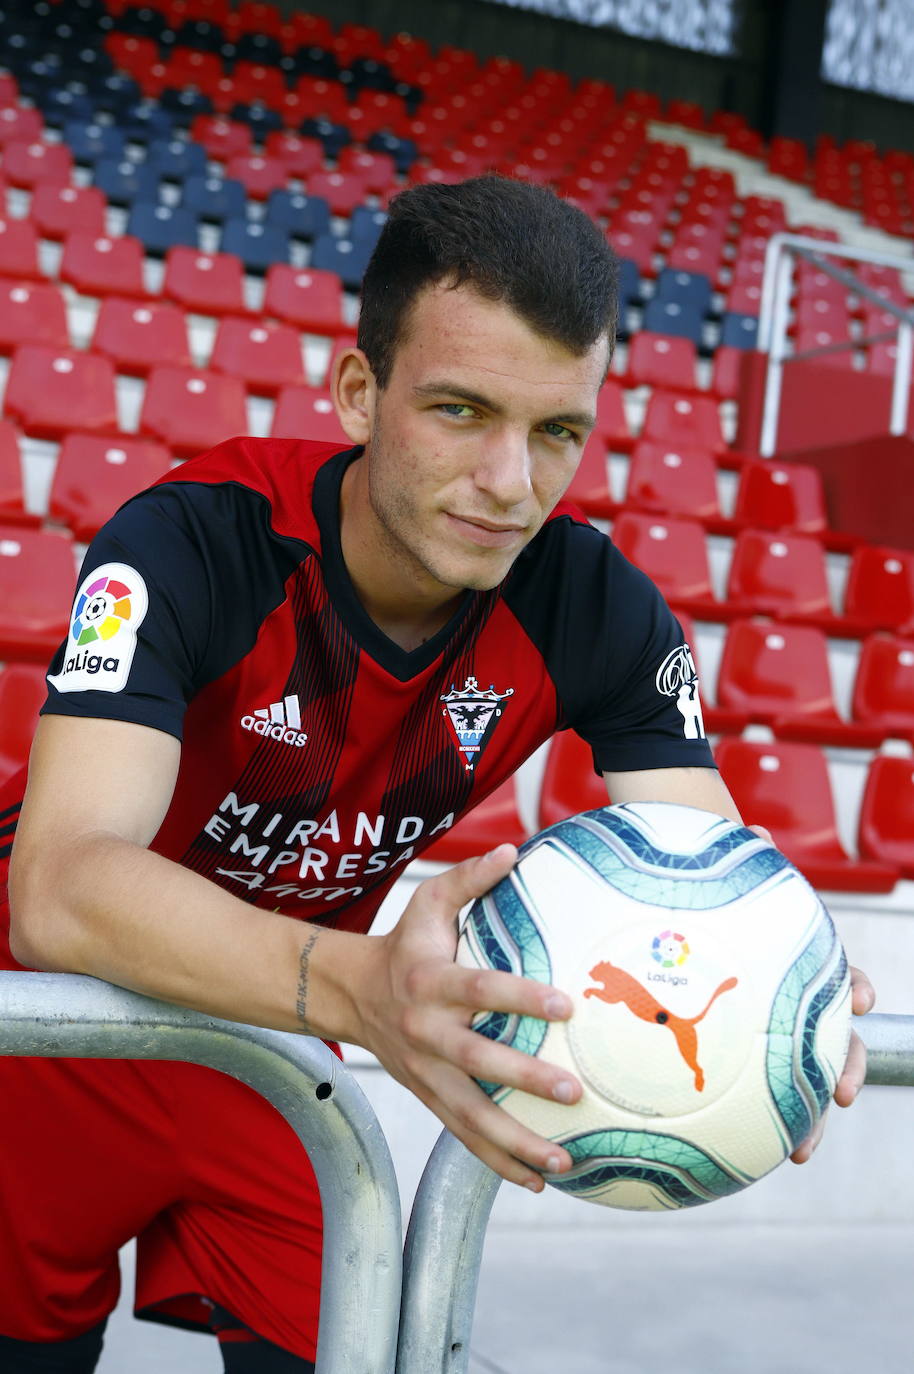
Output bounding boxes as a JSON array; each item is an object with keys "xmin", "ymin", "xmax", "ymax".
[
  {"xmin": 0, "ymin": 971, "xmax": 402, "ymax": 1374},
  {"xmin": 395, "ymin": 1012, "xmax": 914, "ymax": 1374}
]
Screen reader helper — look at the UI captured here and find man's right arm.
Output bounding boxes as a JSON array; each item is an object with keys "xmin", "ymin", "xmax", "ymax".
[{"xmin": 9, "ymin": 713, "xmax": 582, "ymax": 1190}]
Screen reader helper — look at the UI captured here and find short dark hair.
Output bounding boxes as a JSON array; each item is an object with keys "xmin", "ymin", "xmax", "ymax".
[{"xmin": 357, "ymin": 175, "xmax": 618, "ymax": 389}]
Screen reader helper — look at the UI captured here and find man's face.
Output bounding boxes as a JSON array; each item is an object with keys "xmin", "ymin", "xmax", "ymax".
[{"xmin": 357, "ymin": 281, "xmax": 609, "ymax": 601}]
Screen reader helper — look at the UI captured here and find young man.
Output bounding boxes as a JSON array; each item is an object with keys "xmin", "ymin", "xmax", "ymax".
[{"xmin": 0, "ymin": 177, "xmax": 871, "ymax": 1372}]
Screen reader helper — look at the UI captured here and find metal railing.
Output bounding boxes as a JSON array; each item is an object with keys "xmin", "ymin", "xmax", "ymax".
[
  {"xmin": 756, "ymin": 232, "xmax": 914, "ymax": 456},
  {"xmin": 395, "ymin": 1011, "xmax": 914, "ymax": 1374},
  {"xmin": 0, "ymin": 971, "xmax": 403, "ymax": 1374}
]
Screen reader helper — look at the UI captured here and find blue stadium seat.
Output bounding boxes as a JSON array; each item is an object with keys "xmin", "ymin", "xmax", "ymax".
[
  {"xmin": 367, "ymin": 132, "xmax": 418, "ymax": 175},
  {"xmin": 93, "ymin": 156, "xmax": 161, "ymax": 206},
  {"xmin": 157, "ymin": 87, "xmax": 215, "ymax": 125},
  {"xmin": 62, "ymin": 119, "xmax": 126, "ymax": 165},
  {"xmin": 654, "ymin": 267, "xmax": 713, "ymax": 316},
  {"xmin": 291, "ymin": 46, "xmax": 341, "ymax": 80},
  {"xmin": 233, "ymin": 32, "xmax": 284, "ymax": 64},
  {"xmin": 265, "ymin": 190, "xmax": 331, "ymax": 240},
  {"xmin": 126, "ymin": 201, "xmax": 200, "ymax": 255},
  {"xmin": 173, "ymin": 19, "xmax": 226, "ymax": 52},
  {"xmin": 182, "ymin": 175, "xmax": 248, "ymax": 224},
  {"xmin": 121, "ymin": 104, "xmax": 177, "ymax": 145},
  {"xmin": 147, "ymin": 137, "xmax": 209, "ymax": 181},
  {"xmin": 220, "ymin": 218, "xmax": 291, "ymax": 273},
  {"xmin": 299, "ymin": 118, "xmax": 352, "ymax": 158},
  {"xmin": 720, "ymin": 312, "xmax": 759, "ymax": 349},
  {"xmin": 37, "ymin": 86, "xmax": 96, "ymax": 126},
  {"xmin": 229, "ymin": 102, "xmax": 285, "ymax": 140},
  {"xmin": 92, "ymin": 72, "xmax": 142, "ymax": 116},
  {"xmin": 641, "ymin": 296, "xmax": 706, "ymax": 344},
  {"xmin": 310, "ymin": 234, "xmax": 373, "ymax": 291},
  {"xmin": 350, "ymin": 206, "xmax": 387, "ymax": 251}
]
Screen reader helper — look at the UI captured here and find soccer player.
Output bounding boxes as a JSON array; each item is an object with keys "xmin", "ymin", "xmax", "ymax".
[{"xmin": 0, "ymin": 177, "xmax": 872, "ymax": 1372}]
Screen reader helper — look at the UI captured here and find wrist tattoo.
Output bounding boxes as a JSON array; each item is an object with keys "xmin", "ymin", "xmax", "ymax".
[{"xmin": 296, "ymin": 930, "xmax": 320, "ymax": 1032}]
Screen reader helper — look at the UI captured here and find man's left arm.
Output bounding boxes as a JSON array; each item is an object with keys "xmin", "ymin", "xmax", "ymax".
[{"xmin": 602, "ymin": 763, "xmax": 875, "ymax": 1164}]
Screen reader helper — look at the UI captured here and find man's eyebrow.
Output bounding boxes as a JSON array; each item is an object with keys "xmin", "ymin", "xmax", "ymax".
[{"xmin": 411, "ymin": 380, "xmax": 596, "ymax": 430}]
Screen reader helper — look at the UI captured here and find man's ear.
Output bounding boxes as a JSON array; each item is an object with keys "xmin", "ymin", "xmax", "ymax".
[{"xmin": 331, "ymin": 347, "xmax": 376, "ymax": 445}]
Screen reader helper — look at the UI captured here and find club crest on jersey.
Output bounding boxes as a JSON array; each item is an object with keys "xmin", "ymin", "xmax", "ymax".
[
  {"xmin": 440, "ymin": 676, "xmax": 514, "ymax": 772},
  {"xmin": 48, "ymin": 562, "xmax": 148, "ymax": 694},
  {"xmin": 655, "ymin": 643, "xmax": 706, "ymax": 740}
]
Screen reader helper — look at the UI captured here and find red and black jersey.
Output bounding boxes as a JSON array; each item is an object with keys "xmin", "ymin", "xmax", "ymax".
[{"xmin": 4, "ymin": 437, "xmax": 714, "ymax": 943}]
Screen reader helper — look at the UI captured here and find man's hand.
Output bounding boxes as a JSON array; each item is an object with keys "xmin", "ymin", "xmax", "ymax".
[
  {"xmin": 357, "ymin": 844, "xmax": 582, "ymax": 1192},
  {"xmin": 790, "ymin": 963, "xmax": 875, "ymax": 1164}
]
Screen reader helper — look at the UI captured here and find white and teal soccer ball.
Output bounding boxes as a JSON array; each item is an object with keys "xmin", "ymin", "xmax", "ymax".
[{"xmin": 456, "ymin": 802, "xmax": 852, "ymax": 1210}]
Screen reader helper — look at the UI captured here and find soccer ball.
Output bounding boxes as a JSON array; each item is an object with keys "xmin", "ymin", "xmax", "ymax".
[{"xmin": 456, "ymin": 801, "xmax": 852, "ymax": 1210}]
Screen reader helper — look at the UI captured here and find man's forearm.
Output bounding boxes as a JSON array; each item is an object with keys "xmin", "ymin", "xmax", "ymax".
[{"xmin": 9, "ymin": 831, "xmax": 375, "ymax": 1042}]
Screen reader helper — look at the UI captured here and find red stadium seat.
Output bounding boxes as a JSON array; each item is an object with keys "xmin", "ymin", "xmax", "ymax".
[
  {"xmin": 611, "ymin": 511, "xmax": 726, "ymax": 618},
  {"xmin": 858, "ymin": 756, "xmax": 914, "ymax": 878},
  {"xmin": 710, "ymin": 346, "xmax": 750, "ymax": 401},
  {"xmin": 0, "ymin": 525, "xmax": 76, "ymax": 661},
  {"xmin": 90, "ymin": 297, "xmax": 192, "ymax": 376},
  {"xmin": 262, "ymin": 265, "xmax": 347, "ymax": 336},
  {"xmin": 3, "ymin": 139, "xmax": 73, "ymax": 189},
  {"xmin": 0, "ymin": 661, "xmax": 47, "ymax": 785},
  {"xmin": 60, "ymin": 232, "xmax": 147, "ymax": 299},
  {"xmin": 162, "ymin": 247, "xmax": 247, "ymax": 316},
  {"xmin": 30, "ymin": 183, "xmax": 107, "ymax": 241},
  {"xmin": 621, "ymin": 331, "xmax": 698, "ymax": 391},
  {"xmin": 421, "ymin": 777, "xmax": 527, "ymax": 864},
  {"xmin": 623, "ymin": 439, "xmax": 721, "ymax": 523},
  {"xmin": 537, "ymin": 730, "xmax": 607, "ymax": 830},
  {"xmin": 565, "ymin": 443, "xmax": 615, "ymax": 520},
  {"xmin": 0, "ymin": 279, "xmax": 69, "ymax": 354},
  {"xmin": 852, "ymin": 633, "xmax": 914, "ymax": 739},
  {"xmin": 5, "ymin": 345, "xmax": 118, "ymax": 440},
  {"xmin": 270, "ymin": 387, "xmax": 349, "ymax": 445},
  {"xmin": 0, "ymin": 107, "xmax": 43, "ymax": 146},
  {"xmin": 726, "ymin": 530, "xmax": 833, "ymax": 624},
  {"xmin": 592, "ymin": 378, "xmax": 634, "ymax": 451},
  {"xmin": 263, "ymin": 132, "xmax": 324, "ymax": 179},
  {"xmin": 49, "ymin": 433, "xmax": 172, "ymax": 542},
  {"xmin": 139, "ymin": 365, "xmax": 248, "ymax": 459},
  {"xmin": 306, "ymin": 170, "xmax": 370, "ymax": 218},
  {"xmin": 191, "ymin": 116, "xmax": 253, "ymax": 163},
  {"xmin": 0, "ymin": 419, "xmax": 36, "ymax": 528},
  {"xmin": 844, "ymin": 544, "xmax": 914, "ymax": 633},
  {"xmin": 732, "ymin": 460, "xmax": 828, "ymax": 536},
  {"xmin": 210, "ymin": 317, "xmax": 307, "ymax": 396},
  {"xmin": 640, "ymin": 389, "xmax": 728, "ymax": 458},
  {"xmin": 714, "ymin": 619, "xmax": 881, "ymax": 745},
  {"xmin": 0, "ymin": 217, "xmax": 41, "ymax": 279},
  {"xmin": 224, "ymin": 154, "xmax": 290, "ymax": 201},
  {"xmin": 715, "ymin": 738, "xmax": 898, "ymax": 893},
  {"xmin": 337, "ymin": 147, "xmax": 397, "ymax": 197}
]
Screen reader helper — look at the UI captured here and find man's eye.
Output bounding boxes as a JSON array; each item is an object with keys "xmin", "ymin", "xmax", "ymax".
[
  {"xmin": 440, "ymin": 403, "xmax": 476, "ymax": 418},
  {"xmin": 542, "ymin": 422, "xmax": 575, "ymax": 441}
]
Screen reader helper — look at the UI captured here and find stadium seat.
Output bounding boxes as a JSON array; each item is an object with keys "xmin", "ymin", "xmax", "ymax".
[
  {"xmin": 220, "ymin": 218, "xmax": 291, "ymax": 274},
  {"xmin": 262, "ymin": 264, "xmax": 346, "ymax": 335},
  {"xmin": 61, "ymin": 119, "xmax": 126, "ymax": 166},
  {"xmin": 421, "ymin": 777, "xmax": 527, "ymax": 864},
  {"xmin": 623, "ymin": 439, "xmax": 721, "ymax": 523},
  {"xmin": 592, "ymin": 378, "xmax": 634, "ymax": 451},
  {"xmin": 49, "ymin": 433, "xmax": 173, "ymax": 542},
  {"xmin": 710, "ymin": 346, "xmax": 751, "ymax": 401},
  {"xmin": 640, "ymin": 390, "xmax": 728, "ymax": 458},
  {"xmin": 90, "ymin": 297, "xmax": 193, "ymax": 376},
  {"xmin": 610, "ymin": 511, "xmax": 725, "ymax": 618},
  {"xmin": 181, "ymin": 174, "xmax": 248, "ymax": 223},
  {"xmin": 0, "ymin": 660, "xmax": 47, "ymax": 785},
  {"xmin": 714, "ymin": 738, "xmax": 898, "ymax": 893},
  {"xmin": 139, "ymin": 364, "xmax": 249, "ymax": 459},
  {"xmin": 190, "ymin": 115, "xmax": 253, "ymax": 162},
  {"xmin": 653, "ymin": 267, "xmax": 713, "ymax": 316},
  {"xmin": 621, "ymin": 332, "xmax": 698, "ymax": 392},
  {"xmin": 307, "ymin": 169, "xmax": 371, "ymax": 218},
  {"xmin": 270, "ymin": 386, "xmax": 349, "ymax": 445},
  {"xmin": 720, "ymin": 313, "xmax": 759, "ymax": 349},
  {"xmin": 0, "ymin": 279, "xmax": 69, "ymax": 353},
  {"xmin": 224, "ymin": 153, "xmax": 290, "ymax": 201},
  {"xmin": 5, "ymin": 345, "xmax": 118, "ymax": 440},
  {"xmin": 851, "ymin": 633, "xmax": 914, "ymax": 740},
  {"xmin": 732, "ymin": 460, "xmax": 828, "ymax": 536},
  {"xmin": 843, "ymin": 544, "xmax": 914, "ymax": 633},
  {"xmin": 162, "ymin": 247, "xmax": 247, "ymax": 315},
  {"xmin": 0, "ymin": 107, "xmax": 44, "ymax": 146},
  {"xmin": 0, "ymin": 217, "xmax": 42, "ymax": 279},
  {"xmin": 3, "ymin": 138, "xmax": 73, "ymax": 189},
  {"xmin": 565, "ymin": 443, "xmax": 615, "ymax": 519},
  {"xmin": 714, "ymin": 619, "xmax": 881, "ymax": 745},
  {"xmin": 264, "ymin": 190, "xmax": 332, "ymax": 240},
  {"xmin": 537, "ymin": 729, "xmax": 607, "ymax": 830},
  {"xmin": 125, "ymin": 200, "xmax": 200, "ymax": 255},
  {"xmin": 60, "ymin": 231, "xmax": 147, "ymax": 298},
  {"xmin": 858, "ymin": 756, "xmax": 914, "ymax": 878},
  {"xmin": 0, "ymin": 419, "xmax": 36, "ymax": 528},
  {"xmin": 725, "ymin": 530, "xmax": 833, "ymax": 624},
  {"xmin": 210, "ymin": 316, "xmax": 307, "ymax": 395},
  {"xmin": 147, "ymin": 136, "xmax": 209, "ymax": 181},
  {"xmin": 640, "ymin": 296, "xmax": 705, "ymax": 346},
  {"xmin": 309, "ymin": 234, "xmax": 373, "ymax": 291},
  {"xmin": 264, "ymin": 131, "xmax": 324, "ymax": 178},
  {"xmin": 29, "ymin": 183, "xmax": 108, "ymax": 240},
  {"xmin": 0, "ymin": 525, "xmax": 76, "ymax": 662}
]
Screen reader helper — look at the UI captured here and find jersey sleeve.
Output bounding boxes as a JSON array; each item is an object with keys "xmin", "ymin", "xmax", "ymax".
[
  {"xmin": 41, "ymin": 480, "xmax": 303, "ymax": 741},
  {"xmin": 504, "ymin": 513, "xmax": 716, "ymax": 776}
]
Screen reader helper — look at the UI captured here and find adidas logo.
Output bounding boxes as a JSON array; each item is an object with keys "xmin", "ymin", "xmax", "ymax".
[{"xmin": 241, "ymin": 695, "xmax": 308, "ymax": 748}]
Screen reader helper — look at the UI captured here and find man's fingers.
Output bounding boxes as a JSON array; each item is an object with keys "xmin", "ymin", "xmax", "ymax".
[
  {"xmin": 835, "ymin": 1027, "xmax": 867, "ymax": 1107},
  {"xmin": 849, "ymin": 964, "xmax": 876, "ymax": 1016},
  {"xmin": 418, "ymin": 843, "xmax": 519, "ymax": 922},
  {"xmin": 442, "ymin": 1021, "xmax": 581, "ymax": 1107},
  {"xmin": 790, "ymin": 1113, "xmax": 826, "ymax": 1164}
]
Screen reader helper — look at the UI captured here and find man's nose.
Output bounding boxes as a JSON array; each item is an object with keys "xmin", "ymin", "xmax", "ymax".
[{"xmin": 475, "ymin": 428, "xmax": 533, "ymax": 507}]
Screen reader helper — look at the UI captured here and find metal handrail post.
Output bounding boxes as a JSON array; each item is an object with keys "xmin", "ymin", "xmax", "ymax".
[
  {"xmin": 889, "ymin": 321, "xmax": 913, "ymax": 436},
  {"xmin": 0, "ymin": 971, "xmax": 402, "ymax": 1374},
  {"xmin": 396, "ymin": 1012, "xmax": 914, "ymax": 1374}
]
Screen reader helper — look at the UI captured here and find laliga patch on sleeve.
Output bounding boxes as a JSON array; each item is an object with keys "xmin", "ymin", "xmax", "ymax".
[{"xmin": 48, "ymin": 562, "xmax": 149, "ymax": 694}]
